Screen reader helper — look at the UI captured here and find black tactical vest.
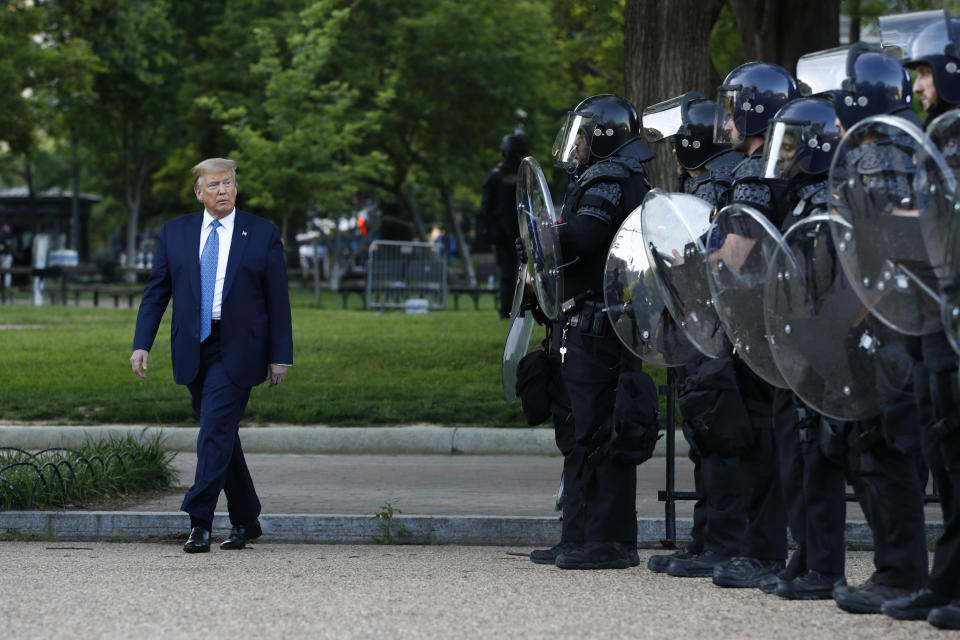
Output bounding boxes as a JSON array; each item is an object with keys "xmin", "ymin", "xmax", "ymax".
[{"xmin": 559, "ymin": 157, "xmax": 651, "ymax": 302}]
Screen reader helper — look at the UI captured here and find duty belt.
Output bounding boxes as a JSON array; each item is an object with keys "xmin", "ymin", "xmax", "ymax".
[{"xmin": 565, "ymin": 299, "xmax": 610, "ymax": 337}]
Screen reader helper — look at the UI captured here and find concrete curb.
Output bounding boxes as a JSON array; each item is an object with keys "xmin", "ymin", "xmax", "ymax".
[
  {"xmin": 0, "ymin": 425, "xmax": 689, "ymax": 457},
  {"xmin": 0, "ymin": 511, "xmax": 941, "ymax": 549}
]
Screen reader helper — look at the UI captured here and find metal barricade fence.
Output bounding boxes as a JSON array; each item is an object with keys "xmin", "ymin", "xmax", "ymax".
[{"xmin": 365, "ymin": 240, "xmax": 447, "ymax": 310}]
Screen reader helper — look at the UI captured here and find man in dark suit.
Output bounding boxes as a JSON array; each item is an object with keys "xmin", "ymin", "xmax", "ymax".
[{"xmin": 130, "ymin": 157, "xmax": 293, "ymax": 553}]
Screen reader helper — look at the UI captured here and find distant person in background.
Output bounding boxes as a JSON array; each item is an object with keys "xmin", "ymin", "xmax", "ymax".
[
  {"xmin": 481, "ymin": 133, "xmax": 527, "ymax": 318},
  {"xmin": 130, "ymin": 157, "xmax": 293, "ymax": 554},
  {"xmin": 0, "ymin": 224, "xmax": 15, "ymax": 299}
]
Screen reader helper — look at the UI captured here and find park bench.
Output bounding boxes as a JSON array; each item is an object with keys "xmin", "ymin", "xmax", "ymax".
[
  {"xmin": 337, "ymin": 279, "xmax": 367, "ymax": 309},
  {"xmin": 448, "ymin": 285, "xmax": 498, "ymax": 310},
  {"xmin": 446, "ymin": 260, "xmax": 499, "ymax": 310},
  {"xmin": 70, "ymin": 285, "xmax": 142, "ymax": 308}
]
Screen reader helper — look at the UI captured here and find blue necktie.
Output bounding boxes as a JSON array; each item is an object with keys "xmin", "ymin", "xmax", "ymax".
[{"xmin": 200, "ymin": 220, "xmax": 221, "ymax": 342}]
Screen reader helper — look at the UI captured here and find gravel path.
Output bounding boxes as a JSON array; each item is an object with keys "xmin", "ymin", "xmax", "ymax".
[{"xmin": 0, "ymin": 542, "xmax": 943, "ymax": 639}]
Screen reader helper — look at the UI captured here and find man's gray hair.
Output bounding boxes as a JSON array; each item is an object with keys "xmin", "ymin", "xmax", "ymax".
[{"xmin": 192, "ymin": 158, "xmax": 237, "ymax": 189}]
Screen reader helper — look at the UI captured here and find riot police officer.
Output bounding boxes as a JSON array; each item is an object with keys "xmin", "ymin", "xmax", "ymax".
[
  {"xmin": 755, "ymin": 73, "xmax": 930, "ymax": 609},
  {"xmin": 785, "ymin": 43, "xmax": 931, "ymax": 612},
  {"xmin": 697, "ymin": 61, "xmax": 797, "ymax": 589},
  {"xmin": 876, "ymin": 10, "xmax": 960, "ymax": 629},
  {"xmin": 747, "ymin": 95, "xmax": 848, "ymax": 600},
  {"xmin": 641, "ymin": 91, "xmax": 746, "ymax": 575},
  {"xmin": 529, "ymin": 94, "xmax": 659, "ymax": 570},
  {"xmin": 481, "ymin": 133, "xmax": 527, "ymax": 318}
]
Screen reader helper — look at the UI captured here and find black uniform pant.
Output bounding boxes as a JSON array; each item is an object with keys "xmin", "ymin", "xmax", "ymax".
[
  {"xmin": 734, "ymin": 359, "xmax": 787, "ymax": 561},
  {"xmin": 847, "ymin": 416, "xmax": 928, "ymax": 589},
  {"xmin": 686, "ymin": 441, "xmax": 707, "ymax": 553},
  {"xmin": 678, "ymin": 354, "xmax": 747, "ymax": 557},
  {"xmin": 557, "ymin": 321, "xmax": 637, "ymax": 544},
  {"xmin": 917, "ymin": 331, "xmax": 960, "ymax": 598},
  {"xmin": 773, "ymin": 390, "xmax": 846, "ymax": 578},
  {"xmin": 495, "ymin": 242, "xmax": 518, "ymax": 318}
]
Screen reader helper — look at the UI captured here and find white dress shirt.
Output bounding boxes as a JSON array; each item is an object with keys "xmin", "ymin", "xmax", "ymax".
[{"xmin": 199, "ymin": 209, "xmax": 234, "ymax": 320}]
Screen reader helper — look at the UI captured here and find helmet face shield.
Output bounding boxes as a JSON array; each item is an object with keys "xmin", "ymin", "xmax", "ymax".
[
  {"xmin": 761, "ymin": 121, "xmax": 806, "ymax": 179},
  {"xmin": 762, "ymin": 97, "xmax": 840, "ymax": 178},
  {"xmin": 713, "ymin": 88, "xmax": 741, "ymax": 144},
  {"xmin": 553, "ymin": 112, "xmax": 595, "ymax": 171},
  {"xmin": 796, "ymin": 47, "xmax": 849, "ymax": 95},
  {"xmin": 879, "ymin": 9, "xmax": 949, "ymax": 57},
  {"xmin": 642, "ymin": 95, "xmax": 685, "ymax": 142}
]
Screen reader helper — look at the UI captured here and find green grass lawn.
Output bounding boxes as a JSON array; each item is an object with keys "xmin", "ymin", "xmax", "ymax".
[{"xmin": 0, "ymin": 287, "xmax": 669, "ymax": 427}]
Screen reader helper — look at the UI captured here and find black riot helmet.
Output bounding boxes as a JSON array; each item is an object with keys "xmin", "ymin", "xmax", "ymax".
[
  {"xmin": 797, "ymin": 44, "xmax": 912, "ymax": 130},
  {"xmin": 643, "ymin": 91, "xmax": 731, "ymax": 170},
  {"xmin": 500, "ymin": 133, "xmax": 527, "ymax": 160},
  {"xmin": 880, "ymin": 9, "xmax": 960, "ymax": 106},
  {"xmin": 761, "ymin": 97, "xmax": 842, "ymax": 179},
  {"xmin": 714, "ymin": 62, "xmax": 799, "ymax": 143},
  {"xmin": 553, "ymin": 94, "xmax": 650, "ymax": 172}
]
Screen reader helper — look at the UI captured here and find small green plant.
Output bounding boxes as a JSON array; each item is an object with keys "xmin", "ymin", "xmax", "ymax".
[
  {"xmin": 370, "ymin": 502, "xmax": 411, "ymax": 544},
  {"xmin": 0, "ymin": 434, "xmax": 177, "ymax": 510},
  {"xmin": 0, "ymin": 529, "xmax": 56, "ymax": 542}
]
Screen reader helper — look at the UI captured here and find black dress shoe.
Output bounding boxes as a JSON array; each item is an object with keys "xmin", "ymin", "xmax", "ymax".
[
  {"xmin": 882, "ymin": 587, "xmax": 953, "ymax": 621},
  {"xmin": 928, "ymin": 601, "xmax": 960, "ymax": 630},
  {"xmin": 530, "ymin": 542, "xmax": 580, "ymax": 565},
  {"xmin": 833, "ymin": 578, "xmax": 915, "ymax": 614},
  {"xmin": 776, "ymin": 570, "xmax": 845, "ymax": 600},
  {"xmin": 183, "ymin": 526, "xmax": 211, "ymax": 553},
  {"xmin": 713, "ymin": 557, "xmax": 785, "ymax": 588},
  {"xmin": 220, "ymin": 520, "xmax": 263, "ymax": 550},
  {"xmin": 555, "ymin": 542, "xmax": 632, "ymax": 570}
]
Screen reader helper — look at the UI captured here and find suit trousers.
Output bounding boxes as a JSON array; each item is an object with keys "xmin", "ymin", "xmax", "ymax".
[{"xmin": 181, "ymin": 329, "xmax": 260, "ymax": 527}]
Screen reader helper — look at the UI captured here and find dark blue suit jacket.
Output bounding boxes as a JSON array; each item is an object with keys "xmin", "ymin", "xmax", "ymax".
[{"xmin": 133, "ymin": 209, "xmax": 294, "ymax": 389}]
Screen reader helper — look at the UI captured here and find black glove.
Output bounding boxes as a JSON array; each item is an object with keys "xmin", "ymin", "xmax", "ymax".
[
  {"xmin": 521, "ymin": 288, "xmax": 548, "ymax": 325},
  {"xmin": 515, "ymin": 237, "xmax": 527, "ymax": 265}
]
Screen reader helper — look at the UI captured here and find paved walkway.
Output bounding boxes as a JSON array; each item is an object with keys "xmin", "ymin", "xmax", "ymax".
[
  {"xmin": 0, "ymin": 542, "xmax": 945, "ymax": 639},
  {"xmin": 0, "ymin": 425, "xmax": 944, "ymax": 547},
  {"xmin": 129, "ymin": 452, "xmax": 944, "ymax": 525}
]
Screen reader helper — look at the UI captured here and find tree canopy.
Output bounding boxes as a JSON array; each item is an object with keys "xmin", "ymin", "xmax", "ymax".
[{"xmin": 2, "ymin": 0, "xmax": 957, "ymax": 263}]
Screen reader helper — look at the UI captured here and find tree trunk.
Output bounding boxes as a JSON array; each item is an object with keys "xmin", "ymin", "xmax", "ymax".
[
  {"xmin": 124, "ymin": 163, "xmax": 149, "ymax": 283},
  {"xmin": 443, "ymin": 186, "xmax": 475, "ymax": 286},
  {"xmin": 728, "ymin": 0, "xmax": 839, "ymax": 75},
  {"xmin": 624, "ymin": 0, "xmax": 723, "ymax": 190},
  {"xmin": 848, "ymin": 0, "xmax": 861, "ymax": 44}
]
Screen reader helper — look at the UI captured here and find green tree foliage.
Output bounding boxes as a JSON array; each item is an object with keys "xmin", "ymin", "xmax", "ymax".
[
  {"xmin": 1, "ymin": 0, "xmax": 629, "ymax": 256},
  {"xmin": 44, "ymin": 0, "xmax": 187, "ymax": 267},
  {"xmin": 196, "ymin": 1, "xmax": 388, "ymax": 240}
]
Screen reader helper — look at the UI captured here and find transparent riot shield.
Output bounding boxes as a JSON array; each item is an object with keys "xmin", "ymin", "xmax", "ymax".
[
  {"xmin": 516, "ymin": 157, "xmax": 562, "ymax": 320},
  {"xmin": 828, "ymin": 114, "xmax": 950, "ymax": 336},
  {"xmin": 604, "ymin": 194, "xmax": 699, "ymax": 366},
  {"xmin": 765, "ymin": 215, "xmax": 914, "ymax": 420},
  {"xmin": 925, "ymin": 109, "xmax": 960, "ymax": 286},
  {"xmin": 639, "ymin": 189, "xmax": 725, "ymax": 358},
  {"xmin": 705, "ymin": 203, "xmax": 788, "ymax": 388},
  {"xmin": 501, "ymin": 266, "xmax": 536, "ymax": 402},
  {"xmin": 940, "ymin": 117, "xmax": 960, "ymax": 354}
]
